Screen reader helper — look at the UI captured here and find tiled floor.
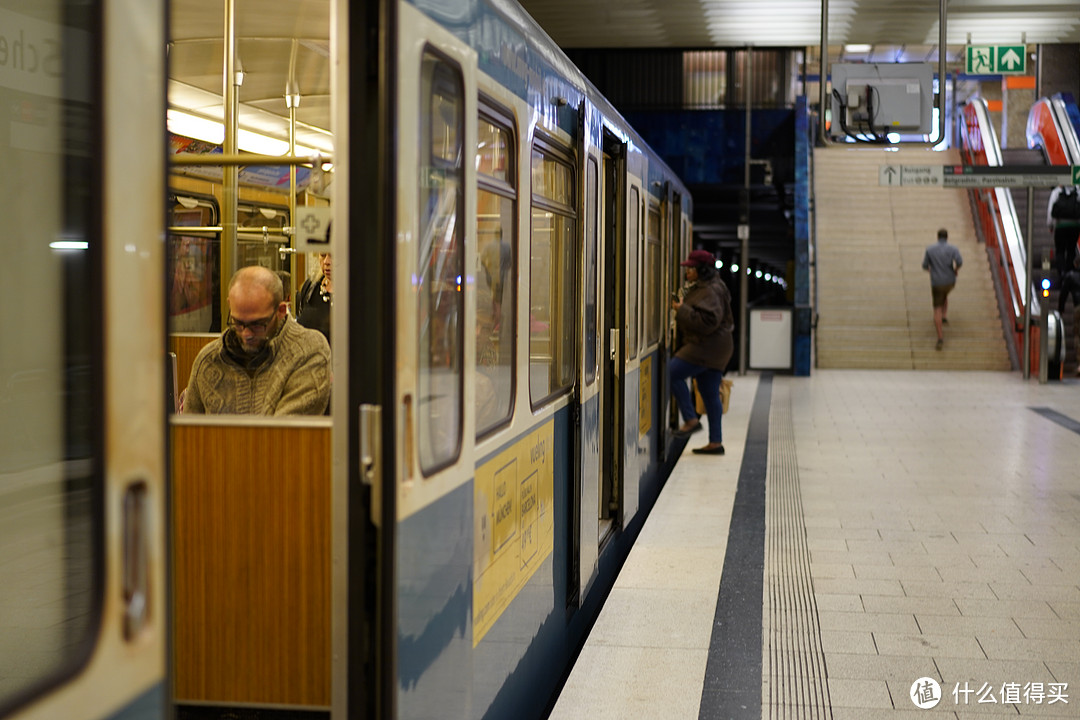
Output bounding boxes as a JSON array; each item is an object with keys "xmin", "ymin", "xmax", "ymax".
[{"xmin": 549, "ymin": 370, "xmax": 1080, "ymax": 719}]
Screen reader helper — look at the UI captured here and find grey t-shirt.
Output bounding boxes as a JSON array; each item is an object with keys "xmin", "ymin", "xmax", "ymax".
[{"xmin": 922, "ymin": 239, "xmax": 963, "ymax": 287}]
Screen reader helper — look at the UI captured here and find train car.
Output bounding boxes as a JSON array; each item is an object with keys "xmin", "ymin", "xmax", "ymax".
[
  {"xmin": 0, "ymin": 1, "xmax": 692, "ymax": 719},
  {"xmin": 0, "ymin": 2, "xmax": 168, "ymax": 720}
]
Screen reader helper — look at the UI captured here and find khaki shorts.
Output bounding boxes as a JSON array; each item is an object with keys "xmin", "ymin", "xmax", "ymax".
[{"xmin": 931, "ymin": 283, "xmax": 954, "ymax": 308}]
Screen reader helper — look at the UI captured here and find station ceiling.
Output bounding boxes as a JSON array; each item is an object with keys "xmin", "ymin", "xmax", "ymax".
[{"xmin": 515, "ymin": 0, "xmax": 1080, "ymax": 52}]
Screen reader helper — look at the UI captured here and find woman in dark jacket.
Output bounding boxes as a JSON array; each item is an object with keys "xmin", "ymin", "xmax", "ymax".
[
  {"xmin": 296, "ymin": 252, "xmax": 332, "ymax": 344},
  {"xmin": 670, "ymin": 249, "xmax": 734, "ymax": 454}
]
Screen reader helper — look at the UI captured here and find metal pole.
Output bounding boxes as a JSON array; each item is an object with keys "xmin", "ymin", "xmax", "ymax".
[
  {"xmin": 287, "ymin": 39, "xmax": 301, "ymax": 303},
  {"xmin": 817, "ymin": 0, "xmax": 829, "ymax": 145},
  {"xmin": 936, "ymin": 0, "xmax": 946, "ymax": 145},
  {"xmin": 1023, "ymin": 186, "xmax": 1034, "ymax": 378},
  {"xmin": 222, "ymin": 0, "xmax": 239, "ymax": 288},
  {"xmin": 739, "ymin": 47, "xmax": 752, "ymax": 375}
]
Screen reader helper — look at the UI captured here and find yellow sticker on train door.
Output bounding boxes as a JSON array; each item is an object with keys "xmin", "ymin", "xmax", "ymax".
[
  {"xmin": 472, "ymin": 421, "xmax": 554, "ymax": 646},
  {"xmin": 639, "ymin": 356, "xmax": 652, "ymax": 435}
]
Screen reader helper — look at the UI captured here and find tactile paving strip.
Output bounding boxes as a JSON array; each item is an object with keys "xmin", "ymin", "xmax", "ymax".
[{"xmin": 763, "ymin": 384, "xmax": 832, "ymax": 719}]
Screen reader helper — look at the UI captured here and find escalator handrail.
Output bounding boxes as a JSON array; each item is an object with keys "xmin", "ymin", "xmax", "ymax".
[
  {"xmin": 1048, "ymin": 94, "xmax": 1080, "ymax": 163},
  {"xmin": 1026, "ymin": 97, "xmax": 1073, "ymax": 166},
  {"xmin": 961, "ymin": 99, "xmax": 1039, "ymax": 326}
]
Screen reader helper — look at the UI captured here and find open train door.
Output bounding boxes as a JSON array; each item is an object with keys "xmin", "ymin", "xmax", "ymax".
[
  {"xmin": 599, "ymin": 129, "xmax": 628, "ymax": 547},
  {"xmin": 0, "ymin": 2, "xmax": 168, "ymax": 720},
  {"xmin": 337, "ymin": 0, "xmax": 478, "ymax": 716},
  {"xmin": 336, "ymin": 0, "xmax": 396, "ymax": 716}
]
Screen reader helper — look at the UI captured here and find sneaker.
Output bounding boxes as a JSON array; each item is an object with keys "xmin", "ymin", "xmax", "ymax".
[
  {"xmin": 942, "ymin": 317, "xmax": 948, "ymax": 325},
  {"xmin": 936, "ymin": 338, "xmax": 943, "ymax": 351}
]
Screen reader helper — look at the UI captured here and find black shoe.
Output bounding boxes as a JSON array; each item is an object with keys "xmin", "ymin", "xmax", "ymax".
[
  {"xmin": 676, "ymin": 420, "xmax": 702, "ymax": 436},
  {"xmin": 692, "ymin": 444, "xmax": 725, "ymax": 455}
]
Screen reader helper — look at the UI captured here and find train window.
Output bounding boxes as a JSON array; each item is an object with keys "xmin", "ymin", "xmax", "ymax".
[
  {"xmin": 529, "ymin": 143, "xmax": 577, "ymax": 405},
  {"xmin": 584, "ymin": 157, "xmax": 599, "ymax": 385},
  {"xmin": 0, "ymin": 1, "xmax": 101, "ymax": 711},
  {"xmin": 169, "ymin": 197, "xmax": 221, "ymax": 333},
  {"xmin": 646, "ymin": 206, "xmax": 662, "ymax": 345},
  {"xmin": 475, "ymin": 112, "xmax": 516, "ymax": 436},
  {"xmin": 627, "ymin": 187, "xmax": 640, "ymax": 359},
  {"xmin": 418, "ymin": 52, "xmax": 464, "ymax": 474}
]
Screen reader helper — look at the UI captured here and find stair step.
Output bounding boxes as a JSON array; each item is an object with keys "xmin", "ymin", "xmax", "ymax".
[{"xmin": 813, "ymin": 145, "xmax": 1012, "ymax": 371}]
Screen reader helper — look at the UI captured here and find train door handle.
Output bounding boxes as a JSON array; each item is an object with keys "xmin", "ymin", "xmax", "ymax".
[
  {"xmin": 122, "ymin": 480, "xmax": 150, "ymax": 641},
  {"xmin": 359, "ymin": 404, "xmax": 381, "ymax": 486},
  {"xmin": 360, "ymin": 404, "xmax": 383, "ymax": 527},
  {"xmin": 610, "ymin": 329, "xmax": 619, "ymax": 361}
]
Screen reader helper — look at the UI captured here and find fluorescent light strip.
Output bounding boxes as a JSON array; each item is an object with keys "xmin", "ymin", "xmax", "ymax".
[{"xmin": 167, "ymin": 109, "xmax": 324, "ymax": 157}]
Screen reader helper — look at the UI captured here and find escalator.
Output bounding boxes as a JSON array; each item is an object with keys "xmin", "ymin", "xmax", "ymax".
[
  {"xmin": 1028, "ymin": 93, "xmax": 1080, "ymax": 375},
  {"xmin": 960, "ymin": 93, "xmax": 1080, "ymax": 376}
]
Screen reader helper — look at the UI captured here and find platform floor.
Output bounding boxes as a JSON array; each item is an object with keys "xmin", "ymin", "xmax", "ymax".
[{"xmin": 549, "ymin": 370, "xmax": 1080, "ymax": 719}]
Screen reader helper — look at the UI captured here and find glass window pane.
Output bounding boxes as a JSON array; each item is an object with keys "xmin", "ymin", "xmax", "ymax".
[
  {"xmin": 477, "ymin": 117, "xmax": 510, "ymax": 183},
  {"xmin": 476, "ymin": 188, "xmax": 515, "ymax": 435},
  {"xmin": 529, "ymin": 148, "xmax": 576, "ymax": 404},
  {"xmin": 0, "ymin": 1, "xmax": 100, "ymax": 708},
  {"xmin": 418, "ymin": 54, "xmax": 464, "ymax": 473},
  {"xmin": 627, "ymin": 188, "xmax": 639, "ymax": 358},
  {"xmin": 169, "ymin": 199, "xmax": 220, "ymax": 333},
  {"xmin": 646, "ymin": 208, "xmax": 661, "ymax": 345},
  {"xmin": 531, "ymin": 150, "xmax": 573, "ymax": 208},
  {"xmin": 584, "ymin": 159, "xmax": 598, "ymax": 385}
]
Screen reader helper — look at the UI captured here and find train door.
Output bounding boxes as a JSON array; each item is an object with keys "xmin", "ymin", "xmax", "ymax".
[
  {"xmin": 339, "ymin": 1, "xmax": 477, "ymax": 716},
  {"xmin": 668, "ymin": 193, "xmax": 688, "ymax": 431},
  {"xmin": 0, "ymin": 2, "xmax": 167, "ymax": 720},
  {"xmin": 662, "ymin": 186, "xmax": 683, "ymax": 439},
  {"xmin": 599, "ymin": 130, "xmax": 627, "ymax": 545},
  {"xmin": 573, "ymin": 102, "xmax": 603, "ymax": 602}
]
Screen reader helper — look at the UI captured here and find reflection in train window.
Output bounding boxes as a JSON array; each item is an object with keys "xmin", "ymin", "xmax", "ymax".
[
  {"xmin": 169, "ymin": 195, "xmax": 220, "ymax": 333},
  {"xmin": 476, "ymin": 112, "xmax": 516, "ymax": 436},
  {"xmin": 0, "ymin": 1, "xmax": 100, "ymax": 710},
  {"xmin": 627, "ymin": 186, "xmax": 640, "ymax": 359},
  {"xmin": 418, "ymin": 51, "xmax": 464, "ymax": 474},
  {"xmin": 584, "ymin": 158, "xmax": 599, "ymax": 385},
  {"xmin": 529, "ymin": 143, "xmax": 577, "ymax": 405},
  {"xmin": 236, "ymin": 203, "xmax": 291, "ymax": 275},
  {"xmin": 646, "ymin": 205, "xmax": 662, "ymax": 345}
]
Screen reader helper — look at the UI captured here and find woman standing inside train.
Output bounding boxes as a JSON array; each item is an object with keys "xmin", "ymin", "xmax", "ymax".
[
  {"xmin": 297, "ymin": 251, "xmax": 332, "ymax": 344},
  {"xmin": 669, "ymin": 249, "xmax": 734, "ymax": 455}
]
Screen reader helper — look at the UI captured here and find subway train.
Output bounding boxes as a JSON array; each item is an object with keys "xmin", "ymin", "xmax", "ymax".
[{"xmin": 0, "ymin": 1, "xmax": 694, "ymax": 720}]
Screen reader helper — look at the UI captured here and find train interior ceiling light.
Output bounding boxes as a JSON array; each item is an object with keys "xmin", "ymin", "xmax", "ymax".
[{"xmin": 167, "ymin": 109, "xmax": 332, "ymax": 160}]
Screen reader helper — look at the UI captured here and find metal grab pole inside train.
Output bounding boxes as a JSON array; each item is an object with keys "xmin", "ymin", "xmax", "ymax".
[
  {"xmin": 223, "ymin": 0, "xmax": 240, "ymax": 288},
  {"xmin": 287, "ymin": 39, "xmax": 301, "ymax": 296}
]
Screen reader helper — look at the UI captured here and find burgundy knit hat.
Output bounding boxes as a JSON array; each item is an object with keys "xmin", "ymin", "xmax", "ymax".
[{"xmin": 680, "ymin": 249, "xmax": 715, "ymax": 267}]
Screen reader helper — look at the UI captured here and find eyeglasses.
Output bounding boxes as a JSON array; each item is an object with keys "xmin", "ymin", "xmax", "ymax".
[{"xmin": 227, "ymin": 312, "xmax": 277, "ymax": 334}]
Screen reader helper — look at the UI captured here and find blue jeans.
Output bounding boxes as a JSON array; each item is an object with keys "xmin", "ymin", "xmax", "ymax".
[{"xmin": 669, "ymin": 356, "xmax": 724, "ymax": 444}]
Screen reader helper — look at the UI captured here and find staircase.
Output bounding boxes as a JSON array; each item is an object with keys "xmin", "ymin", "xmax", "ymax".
[{"xmin": 814, "ymin": 146, "xmax": 1012, "ymax": 370}]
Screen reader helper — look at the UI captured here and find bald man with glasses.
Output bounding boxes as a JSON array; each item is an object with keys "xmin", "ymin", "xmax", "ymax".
[{"xmin": 182, "ymin": 265, "xmax": 331, "ymax": 415}]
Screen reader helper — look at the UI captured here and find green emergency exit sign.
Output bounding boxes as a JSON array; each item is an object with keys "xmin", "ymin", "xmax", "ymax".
[{"xmin": 966, "ymin": 45, "xmax": 1026, "ymax": 74}]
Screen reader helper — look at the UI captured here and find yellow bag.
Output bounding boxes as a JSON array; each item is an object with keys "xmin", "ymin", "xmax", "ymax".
[{"xmin": 693, "ymin": 378, "xmax": 733, "ymax": 415}]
